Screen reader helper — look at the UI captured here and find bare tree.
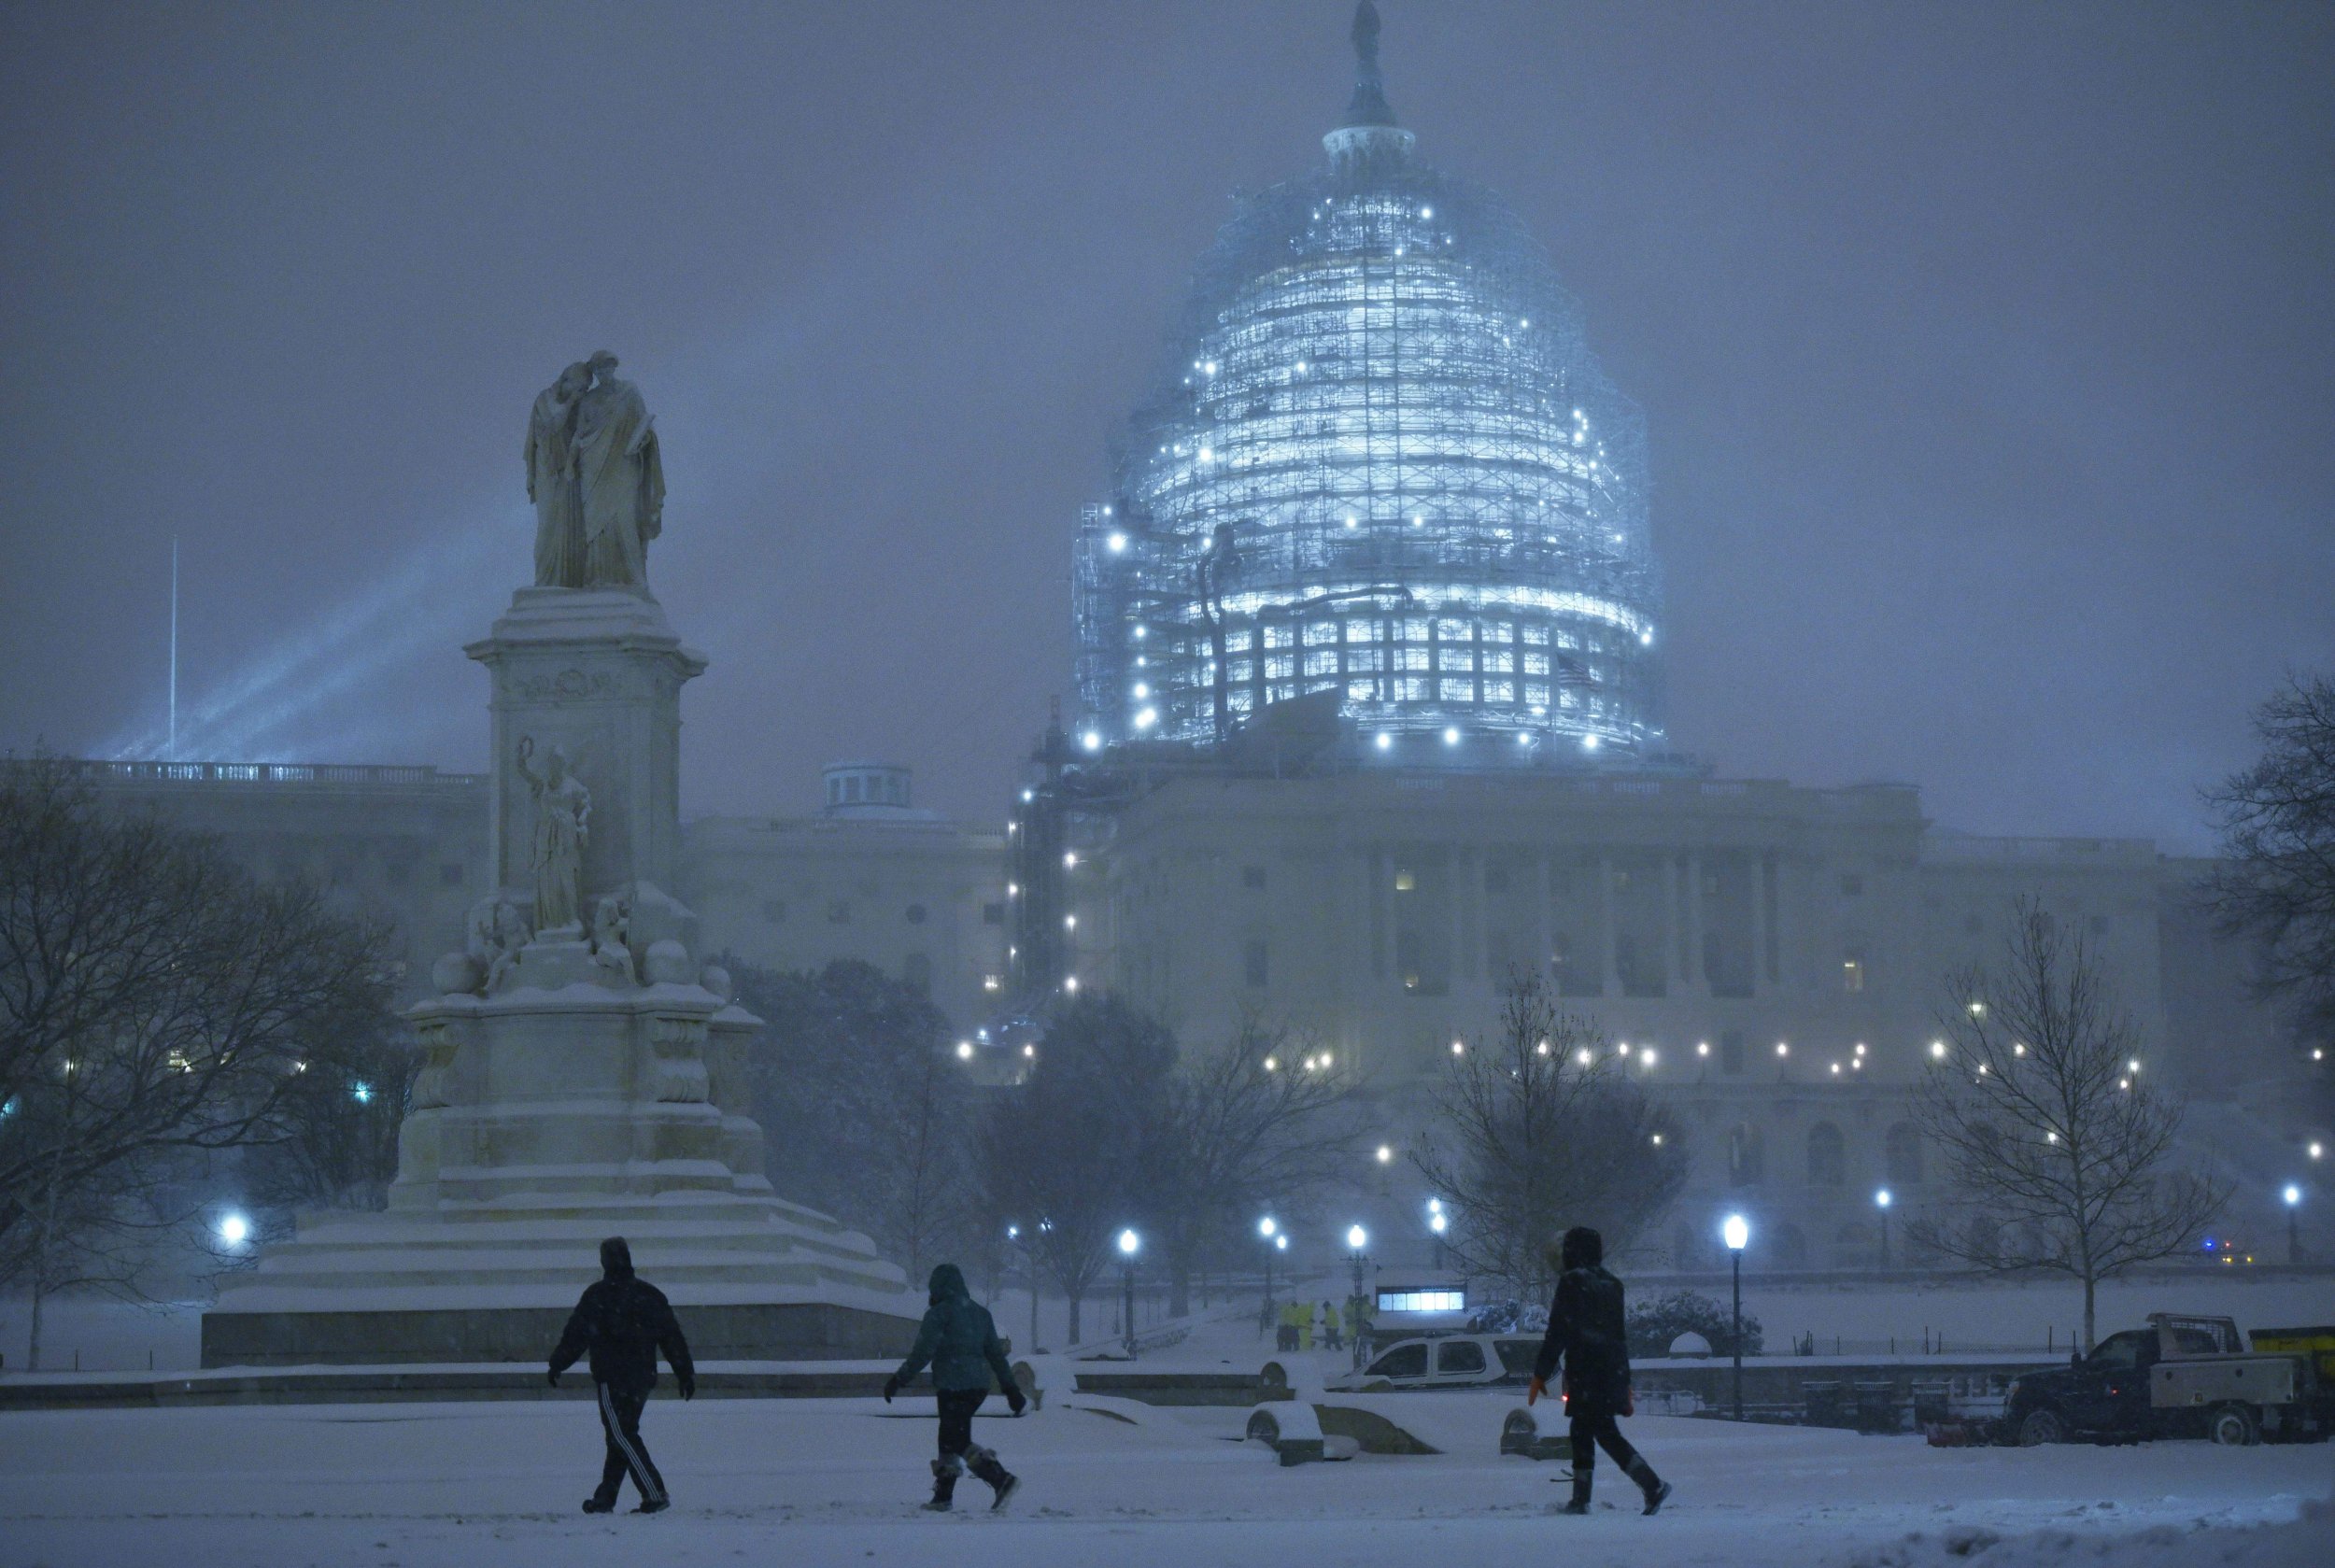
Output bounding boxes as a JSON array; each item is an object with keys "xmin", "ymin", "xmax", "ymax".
[
  {"xmin": 978, "ymin": 996, "xmax": 1173, "ymax": 1345},
  {"xmin": 1146, "ymin": 1014, "xmax": 1362, "ymax": 1317},
  {"xmin": 1412, "ymin": 971, "xmax": 1686, "ymax": 1302},
  {"xmin": 1908, "ymin": 901, "xmax": 2228, "ymax": 1349},
  {"xmin": 725, "ymin": 957, "xmax": 973, "ymax": 1276},
  {"xmin": 2208, "ymin": 671, "xmax": 2335, "ymax": 1095},
  {"xmin": 1, "ymin": 758, "xmax": 400, "ymax": 1363}
]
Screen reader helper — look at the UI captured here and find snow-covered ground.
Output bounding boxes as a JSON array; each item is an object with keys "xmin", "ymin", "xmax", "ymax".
[
  {"xmin": 9, "ymin": 1268, "xmax": 2327, "ymax": 1374},
  {"xmin": 0, "ymin": 1389, "xmax": 2325, "ymax": 1568}
]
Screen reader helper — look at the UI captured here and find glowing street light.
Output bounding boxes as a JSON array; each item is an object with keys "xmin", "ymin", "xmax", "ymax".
[
  {"xmin": 1258, "ymin": 1217, "xmax": 1281, "ymax": 1328},
  {"xmin": 217, "ymin": 1211, "xmax": 251, "ymax": 1248},
  {"xmin": 1875, "ymin": 1188, "xmax": 1893, "ymax": 1268},
  {"xmin": 1118, "ymin": 1228, "xmax": 1142, "ymax": 1356},
  {"xmin": 2285, "ymin": 1185, "xmax": 2304, "ymax": 1265},
  {"xmin": 1722, "ymin": 1214, "xmax": 1749, "ymax": 1420}
]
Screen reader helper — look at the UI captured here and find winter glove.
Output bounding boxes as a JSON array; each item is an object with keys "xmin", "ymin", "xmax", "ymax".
[
  {"xmin": 1007, "ymin": 1388, "xmax": 1027, "ymax": 1417},
  {"xmin": 882, "ymin": 1376, "xmax": 900, "ymax": 1404},
  {"xmin": 546, "ymin": 1368, "xmax": 561, "ymax": 1389},
  {"xmin": 678, "ymin": 1372, "xmax": 696, "ymax": 1401},
  {"xmin": 1526, "ymin": 1375, "xmax": 1546, "ymax": 1406}
]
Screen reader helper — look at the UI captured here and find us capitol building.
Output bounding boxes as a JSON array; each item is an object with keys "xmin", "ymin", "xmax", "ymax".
[{"xmin": 72, "ymin": 7, "xmax": 2316, "ymax": 1275}]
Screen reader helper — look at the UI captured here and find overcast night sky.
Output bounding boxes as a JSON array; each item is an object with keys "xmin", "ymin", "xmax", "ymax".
[{"xmin": 2, "ymin": 1, "xmax": 2328, "ymax": 850}]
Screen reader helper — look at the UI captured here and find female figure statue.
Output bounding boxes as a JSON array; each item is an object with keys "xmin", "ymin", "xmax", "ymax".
[{"xmin": 515, "ymin": 736, "xmax": 590, "ymax": 937}]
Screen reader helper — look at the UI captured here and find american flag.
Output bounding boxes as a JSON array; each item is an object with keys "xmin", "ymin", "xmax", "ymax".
[{"xmin": 1555, "ymin": 657, "xmax": 1598, "ymax": 690}]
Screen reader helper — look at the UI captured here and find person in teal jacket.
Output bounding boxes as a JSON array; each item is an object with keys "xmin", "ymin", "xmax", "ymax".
[{"xmin": 883, "ymin": 1263, "xmax": 1026, "ymax": 1511}]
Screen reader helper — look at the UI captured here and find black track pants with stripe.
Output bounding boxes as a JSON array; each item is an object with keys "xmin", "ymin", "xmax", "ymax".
[{"xmin": 593, "ymin": 1382, "xmax": 668, "ymax": 1506}]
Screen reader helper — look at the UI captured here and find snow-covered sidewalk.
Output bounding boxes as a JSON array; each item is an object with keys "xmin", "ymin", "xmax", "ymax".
[{"xmin": 0, "ymin": 1392, "xmax": 2323, "ymax": 1568}]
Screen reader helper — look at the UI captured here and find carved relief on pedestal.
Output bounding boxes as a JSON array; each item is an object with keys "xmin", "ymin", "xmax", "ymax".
[
  {"xmin": 645, "ymin": 1012, "xmax": 711, "ymax": 1104},
  {"xmin": 409, "ymin": 1016, "xmax": 461, "ymax": 1110},
  {"xmin": 517, "ymin": 667, "xmax": 621, "ymax": 703}
]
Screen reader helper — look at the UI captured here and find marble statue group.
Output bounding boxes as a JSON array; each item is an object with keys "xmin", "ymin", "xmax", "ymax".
[{"xmin": 526, "ymin": 351, "xmax": 665, "ymax": 589}]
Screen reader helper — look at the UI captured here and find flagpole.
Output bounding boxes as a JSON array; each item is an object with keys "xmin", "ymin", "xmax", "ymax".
[{"xmin": 168, "ymin": 536, "xmax": 178, "ymax": 762}]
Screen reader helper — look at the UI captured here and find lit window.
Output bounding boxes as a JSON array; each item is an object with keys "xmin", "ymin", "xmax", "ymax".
[
  {"xmin": 1395, "ymin": 676, "xmax": 1429, "ymax": 701},
  {"xmin": 1439, "ymin": 678, "xmax": 1476, "ymax": 703},
  {"xmin": 1482, "ymin": 679, "xmax": 1514, "ymax": 703},
  {"xmin": 1304, "ymin": 621, "xmax": 1339, "ymax": 646},
  {"xmin": 1483, "ymin": 649, "xmax": 1514, "ymax": 673}
]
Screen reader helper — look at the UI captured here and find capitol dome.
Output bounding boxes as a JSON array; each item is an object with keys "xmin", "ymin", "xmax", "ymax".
[{"xmin": 1073, "ymin": 2, "xmax": 1662, "ymax": 763}]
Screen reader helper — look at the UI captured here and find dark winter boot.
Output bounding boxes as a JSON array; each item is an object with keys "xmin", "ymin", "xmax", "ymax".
[
  {"xmin": 1624, "ymin": 1455, "xmax": 1671, "ymax": 1515},
  {"xmin": 581, "ymin": 1495, "xmax": 616, "ymax": 1515},
  {"xmin": 1560, "ymin": 1465, "xmax": 1592, "ymax": 1515},
  {"xmin": 924, "ymin": 1458, "xmax": 960, "ymax": 1512},
  {"xmin": 967, "ymin": 1446, "xmax": 1020, "ymax": 1511}
]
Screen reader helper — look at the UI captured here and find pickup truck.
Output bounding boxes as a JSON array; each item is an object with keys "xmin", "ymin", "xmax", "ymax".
[{"xmin": 1999, "ymin": 1314, "xmax": 2335, "ymax": 1447}]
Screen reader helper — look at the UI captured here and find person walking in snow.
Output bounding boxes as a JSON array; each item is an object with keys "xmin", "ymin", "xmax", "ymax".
[
  {"xmin": 884, "ymin": 1263, "xmax": 1026, "ymax": 1512},
  {"xmin": 547, "ymin": 1236, "xmax": 696, "ymax": 1515},
  {"xmin": 1528, "ymin": 1225, "xmax": 1671, "ymax": 1517},
  {"xmin": 1321, "ymin": 1298, "xmax": 1343, "ymax": 1351}
]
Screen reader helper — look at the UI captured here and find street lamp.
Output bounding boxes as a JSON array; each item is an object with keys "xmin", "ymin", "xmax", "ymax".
[
  {"xmin": 216, "ymin": 1211, "xmax": 251, "ymax": 1248},
  {"xmin": 1875, "ymin": 1188, "xmax": 1892, "ymax": 1269},
  {"xmin": 1345, "ymin": 1226, "xmax": 1372, "ymax": 1369},
  {"xmin": 1258, "ymin": 1217, "xmax": 1280, "ymax": 1332},
  {"xmin": 1118, "ymin": 1228, "xmax": 1141, "ymax": 1356},
  {"xmin": 1428, "ymin": 1198, "xmax": 1449, "ymax": 1270},
  {"xmin": 2285, "ymin": 1185, "xmax": 2304, "ymax": 1265},
  {"xmin": 1722, "ymin": 1214, "xmax": 1750, "ymax": 1420}
]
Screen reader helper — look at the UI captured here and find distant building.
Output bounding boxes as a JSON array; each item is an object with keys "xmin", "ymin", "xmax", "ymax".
[
  {"xmin": 1027, "ymin": 757, "xmax": 2290, "ymax": 1269},
  {"xmin": 64, "ymin": 758, "xmax": 1007, "ymax": 1035},
  {"xmin": 64, "ymin": 759, "xmax": 489, "ymax": 1006},
  {"xmin": 680, "ymin": 763, "xmax": 1009, "ymax": 1033}
]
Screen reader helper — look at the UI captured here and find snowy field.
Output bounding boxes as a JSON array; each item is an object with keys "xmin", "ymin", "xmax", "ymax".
[{"xmin": 1, "ymin": 1390, "xmax": 2326, "ymax": 1568}]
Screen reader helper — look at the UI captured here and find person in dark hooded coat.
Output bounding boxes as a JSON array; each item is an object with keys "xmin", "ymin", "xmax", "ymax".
[
  {"xmin": 548, "ymin": 1236, "xmax": 695, "ymax": 1515},
  {"xmin": 884, "ymin": 1262, "xmax": 1026, "ymax": 1511},
  {"xmin": 1529, "ymin": 1225, "xmax": 1671, "ymax": 1515}
]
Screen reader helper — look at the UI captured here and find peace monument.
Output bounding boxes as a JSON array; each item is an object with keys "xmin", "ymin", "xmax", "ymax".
[{"xmin": 202, "ymin": 362, "xmax": 918, "ymax": 1366}]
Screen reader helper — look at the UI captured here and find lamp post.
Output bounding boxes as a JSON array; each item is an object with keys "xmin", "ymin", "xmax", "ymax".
[
  {"xmin": 1117, "ymin": 1228, "xmax": 1141, "ymax": 1357},
  {"xmin": 1875, "ymin": 1188, "xmax": 1892, "ymax": 1269},
  {"xmin": 1345, "ymin": 1225, "xmax": 1371, "ymax": 1370},
  {"xmin": 1258, "ymin": 1217, "xmax": 1279, "ymax": 1333},
  {"xmin": 1723, "ymin": 1213, "xmax": 1749, "ymax": 1421},
  {"xmin": 2285, "ymin": 1185, "xmax": 2304, "ymax": 1265},
  {"xmin": 1428, "ymin": 1199, "xmax": 1449, "ymax": 1271}
]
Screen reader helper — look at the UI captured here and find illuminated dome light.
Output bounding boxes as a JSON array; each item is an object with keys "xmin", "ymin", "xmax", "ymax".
[
  {"xmin": 955, "ymin": 1040, "xmax": 975, "ymax": 1060},
  {"xmin": 1072, "ymin": 1, "xmax": 1661, "ymax": 761}
]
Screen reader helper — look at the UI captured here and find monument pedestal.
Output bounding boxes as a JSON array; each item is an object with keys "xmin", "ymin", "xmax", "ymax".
[{"xmin": 204, "ymin": 583, "xmax": 920, "ymax": 1368}]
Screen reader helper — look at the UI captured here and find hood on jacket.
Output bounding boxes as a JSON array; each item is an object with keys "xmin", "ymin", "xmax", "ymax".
[
  {"xmin": 927, "ymin": 1262, "xmax": 969, "ymax": 1306},
  {"xmin": 1560, "ymin": 1226, "xmax": 1603, "ymax": 1271},
  {"xmin": 601, "ymin": 1236, "xmax": 634, "ymax": 1280}
]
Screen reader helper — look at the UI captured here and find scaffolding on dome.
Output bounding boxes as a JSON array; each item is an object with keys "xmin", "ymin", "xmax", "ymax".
[{"xmin": 1073, "ymin": 6, "xmax": 1663, "ymax": 766}]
